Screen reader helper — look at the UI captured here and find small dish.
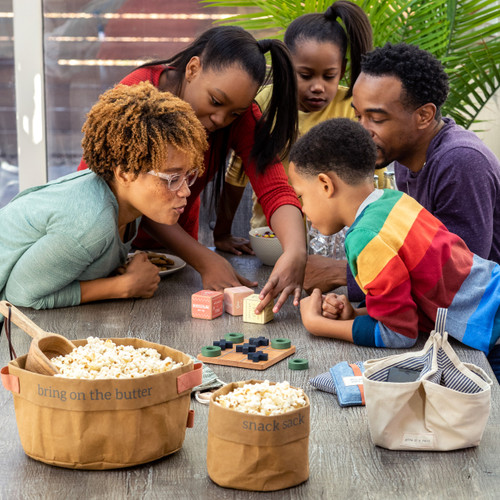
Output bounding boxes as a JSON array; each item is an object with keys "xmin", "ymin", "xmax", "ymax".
[
  {"xmin": 128, "ymin": 252, "xmax": 186, "ymax": 277},
  {"xmin": 249, "ymin": 226, "xmax": 283, "ymax": 266}
]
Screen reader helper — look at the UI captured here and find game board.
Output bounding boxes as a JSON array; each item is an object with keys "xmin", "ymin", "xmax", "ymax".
[{"xmin": 197, "ymin": 337, "xmax": 296, "ymax": 371}]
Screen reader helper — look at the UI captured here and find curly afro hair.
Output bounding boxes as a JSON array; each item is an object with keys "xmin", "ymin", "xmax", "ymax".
[
  {"xmin": 361, "ymin": 43, "xmax": 449, "ymax": 119},
  {"xmin": 82, "ymin": 81, "xmax": 208, "ymax": 182},
  {"xmin": 290, "ymin": 118, "xmax": 377, "ymax": 185}
]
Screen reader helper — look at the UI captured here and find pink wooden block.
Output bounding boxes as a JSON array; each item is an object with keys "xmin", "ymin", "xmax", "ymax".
[
  {"xmin": 223, "ymin": 286, "xmax": 254, "ymax": 316},
  {"xmin": 191, "ymin": 290, "xmax": 224, "ymax": 320}
]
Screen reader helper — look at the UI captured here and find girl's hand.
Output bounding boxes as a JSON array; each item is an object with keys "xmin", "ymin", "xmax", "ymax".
[
  {"xmin": 200, "ymin": 250, "xmax": 257, "ymax": 291},
  {"xmin": 257, "ymin": 249, "xmax": 306, "ymax": 314},
  {"xmin": 322, "ymin": 293, "xmax": 354, "ymax": 320},
  {"xmin": 214, "ymin": 234, "xmax": 255, "ymax": 256},
  {"xmin": 256, "ymin": 205, "xmax": 306, "ymax": 314},
  {"xmin": 141, "ymin": 219, "xmax": 257, "ymax": 291},
  {"xmin": 123, "ymin": 253, "xmax": 161, "ymax": 298}
]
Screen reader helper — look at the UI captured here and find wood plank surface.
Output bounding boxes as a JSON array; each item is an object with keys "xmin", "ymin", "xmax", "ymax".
[{"xmin": 1, "ymin": 253, "xmax": 499, "ymax": 499}]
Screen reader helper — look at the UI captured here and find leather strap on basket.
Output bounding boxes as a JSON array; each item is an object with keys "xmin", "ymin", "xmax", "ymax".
[
  {"xmin": 177, "ymin": 363, "xmax": 203, "ymax": 394},
  {"xmin": 1, "ymin": 366, "xmax": 19, "ymax": 393},
  {"xmin": 349, "ymin": 363, "xmax": 365, "ymax": 405},
  {"xmin": 186, "ymin": 409, "xmax": 195, "ymax": 428},
  {"xmin": 1, "ymin": 305, "xmax": 17, "ymax": 360}
]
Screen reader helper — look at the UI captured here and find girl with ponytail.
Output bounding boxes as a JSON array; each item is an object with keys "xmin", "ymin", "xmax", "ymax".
[
  {"xmin": 216, "ymin": 1, "xmax": 381, "ymax": 254},
  {"xmin": 78, "ymin": 25, "xmax": 306, "ymax": 313}
]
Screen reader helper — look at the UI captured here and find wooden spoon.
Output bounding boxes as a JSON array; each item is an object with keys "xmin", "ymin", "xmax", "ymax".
[{"xmin": 0, "ymin": 301, "xmax": 76, "ymax": 375}]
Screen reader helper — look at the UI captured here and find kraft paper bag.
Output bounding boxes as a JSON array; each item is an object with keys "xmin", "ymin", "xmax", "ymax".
[
  {"xmin": 1, "ymin": 338, "xmax": 202, "ymax": 469},
  {"xmin": 207, "ymin": 380, "xmax": 310, "ymax": 491},
  {"xmin": 362, "ymin": 309, "xmax": 492, "ymax": 451}
]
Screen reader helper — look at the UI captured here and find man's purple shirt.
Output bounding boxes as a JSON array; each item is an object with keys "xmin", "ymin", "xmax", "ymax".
[{"xmin": 347, "ymin": 117, "xmax": 500, "ymax": 301}]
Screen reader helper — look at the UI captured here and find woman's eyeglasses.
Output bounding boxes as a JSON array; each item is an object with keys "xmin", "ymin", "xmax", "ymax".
[{"xmin": 147, "ymin": 169, "xmax": 198, "ymax": 191}]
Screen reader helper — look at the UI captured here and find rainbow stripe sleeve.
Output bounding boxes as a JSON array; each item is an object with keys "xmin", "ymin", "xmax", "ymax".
[{"xmin": 347, "ymin": 190, "xmax": 500, "ymax": 354}]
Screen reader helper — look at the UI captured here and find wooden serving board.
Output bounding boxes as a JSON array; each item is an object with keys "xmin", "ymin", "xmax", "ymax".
[{"xmin": 197, "ymin": 339, "xmax": 296, "ymax": 370}]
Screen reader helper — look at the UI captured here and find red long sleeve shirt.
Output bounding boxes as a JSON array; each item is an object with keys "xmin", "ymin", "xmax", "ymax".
[{"xmin": 78, "ymin": 65, "xmax": 301, "ymax": 242}]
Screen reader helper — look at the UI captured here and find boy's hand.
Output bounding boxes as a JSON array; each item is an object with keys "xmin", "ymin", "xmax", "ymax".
[
  {"xmin": 299, "ymin": 288, "xmax": 324, "ymax": 330},
  {"xmin": 299, "ymin": 289, "xmax": 355, "ymax": 342},
  {"xmin": 322, "ymin": 293, "xmax": 355, "ymax": 320}
]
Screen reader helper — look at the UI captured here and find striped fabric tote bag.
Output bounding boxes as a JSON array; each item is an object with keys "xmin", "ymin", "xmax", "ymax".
[{"xmin": 362, "ymin": 309, "xmax": 492, "ymax": 451}]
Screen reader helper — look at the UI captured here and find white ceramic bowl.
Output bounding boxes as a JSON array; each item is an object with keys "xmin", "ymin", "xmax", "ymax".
[{"xmin": 249, "ymin": 226, "xmax": 283, "ymax": 266}]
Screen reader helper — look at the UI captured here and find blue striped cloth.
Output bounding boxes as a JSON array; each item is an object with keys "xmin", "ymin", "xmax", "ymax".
[{"xmin": 309, "ymin": 361, "xmax": 365, "ymax": 406}]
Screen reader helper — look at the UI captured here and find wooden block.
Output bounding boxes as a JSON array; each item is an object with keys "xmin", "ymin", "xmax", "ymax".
[
  {"xmin": 248, "ymin": 351, "xmax": 268, "ymax": 362},
  {"xmin": 213, "ymin": 339, "xmax": 233, "ymax": 350},
  {"xmin": 191, "ymin": 290, "xmax": 224, "ymax": 320},
  {"xmin": 243, "ymin": 294, "xmax": 274, "ymax": 324},
  {"xmin": 249, "ymin": 336, "xmax": 269, "ymax": 347},
  {"xmin": 236, "ymin": 343, "xmax": 256, "ymax": 354},
  {"xmin": 223, "ymin": 286, "xmax": 254, "ymax": 316}
]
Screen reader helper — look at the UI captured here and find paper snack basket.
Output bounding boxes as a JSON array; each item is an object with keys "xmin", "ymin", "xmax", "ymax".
[
  {"xmin": 1, "ymin": 338, "xmax": 202, "ymax": 470},
  {"xmin": 207, "ymin": 380, "xmax": 310, "ymax": 491}
]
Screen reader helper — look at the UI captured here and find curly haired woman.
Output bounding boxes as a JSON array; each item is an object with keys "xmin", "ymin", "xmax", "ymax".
[{"xmin": 0, "ymin": 82, "xmax": 207, "ymax": 309}]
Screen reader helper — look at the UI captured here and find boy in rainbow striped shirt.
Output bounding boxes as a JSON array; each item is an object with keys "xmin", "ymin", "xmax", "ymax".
[{"xmin": 291, "ymin": 118, "xmax": 500, "ymax": 382}]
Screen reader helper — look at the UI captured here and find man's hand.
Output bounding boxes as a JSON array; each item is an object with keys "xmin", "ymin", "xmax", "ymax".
[{"xmin": 303, "ymin": 255, "xmax": 348, "ymax": 294}]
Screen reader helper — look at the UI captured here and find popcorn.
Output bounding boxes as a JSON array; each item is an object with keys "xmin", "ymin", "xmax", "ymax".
[
  {"xmin": 51, "ymin": 337, "xmax": 183, "ymax": 379},
  {"xmin": 215, "ymin": 380, "xmax": 306, "ymax": 416}
]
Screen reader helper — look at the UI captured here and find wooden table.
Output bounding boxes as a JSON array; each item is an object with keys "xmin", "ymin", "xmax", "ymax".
[{"xmin": 1, "ymin": 254, "xmax": 499, "ymax": 499}]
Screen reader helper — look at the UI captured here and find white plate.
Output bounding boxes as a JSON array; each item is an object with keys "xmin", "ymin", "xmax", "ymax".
[{"xmin": 128, "ymin": 252, "xmax": 186, "ymax": 277}]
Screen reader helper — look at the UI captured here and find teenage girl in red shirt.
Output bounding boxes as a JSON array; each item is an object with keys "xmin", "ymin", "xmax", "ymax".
[{"xmin": 79, "ymin": 26, "xmax": 305, "ymax": 313}]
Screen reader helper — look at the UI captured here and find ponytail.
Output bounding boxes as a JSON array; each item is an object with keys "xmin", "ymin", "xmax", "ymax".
[
  {"xmin": 138, "ymin": 26, "xmax": 298, "ymax": 176},
  {"xmin": 253, "ymin": 39, "xmax": 298, "ymax": 174},
  {"xmin": 325, "ymin": 1, "xmax": 372, "ymax": 97},
  {"xmin": 284, "ymin": 0, "xmax": 372, "ymax": 97}
]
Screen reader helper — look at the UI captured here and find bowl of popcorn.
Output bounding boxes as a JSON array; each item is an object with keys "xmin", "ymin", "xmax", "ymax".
[
  {"xmin": 51, "ymin": 336, "xmax": 184, "ymax": 379},
  {"xmin": 5, "ymin": 336, "xmax": 202, "ymax": 470},
  {"xmin": 249, "ymin": 226, "xmax": 283, "ymax": 266},
  {"xmin": 207, "ymin": 380, "xmax": 310, "ymax": 491}
]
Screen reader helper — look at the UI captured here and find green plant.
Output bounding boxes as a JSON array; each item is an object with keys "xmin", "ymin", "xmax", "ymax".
[{"xmin": 202, "ymin": 0, "xmax": 500, "ymax": 130}]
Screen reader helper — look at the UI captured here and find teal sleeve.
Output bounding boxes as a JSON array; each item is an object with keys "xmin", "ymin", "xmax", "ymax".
[
  {"xmin": 4, "ymin": 232, "xmax": 95, "ymax": 309},
  {"xmin": 353, "ymin": 315, "xmax": 418, "ymax": 349}
]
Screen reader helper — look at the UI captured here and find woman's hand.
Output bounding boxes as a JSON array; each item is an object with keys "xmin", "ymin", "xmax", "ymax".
[
  {"xmin": 122, "ymin": 252, "xmax": 161, "ymax": 298},
  {"xmin": 322, "ymin": 292, "xmax": 355, "ymax": 320},
  {"xmin": 214, "ymin": 234, "xmax": 254, "ymax": 256},
  {"xmin": 80, "ymin": 253, "xmax": 160, "ymax": 303}
]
